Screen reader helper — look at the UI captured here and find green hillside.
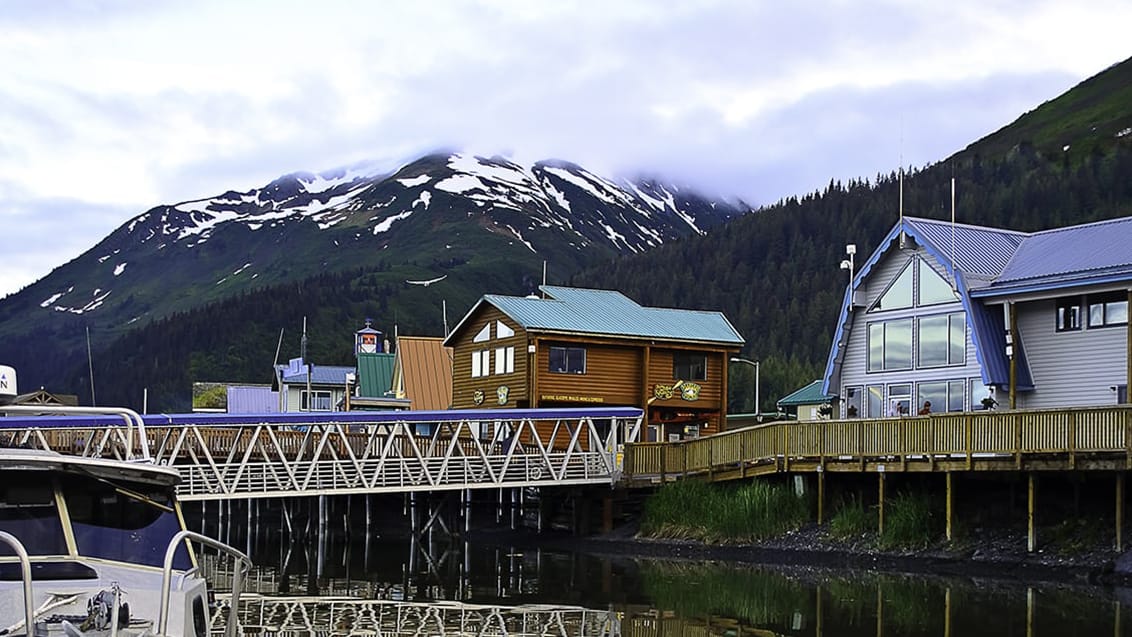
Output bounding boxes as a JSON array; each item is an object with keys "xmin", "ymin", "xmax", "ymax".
[{"xmin": 15, "ymin": 56, "xmax": 1132, "ymax": 412}]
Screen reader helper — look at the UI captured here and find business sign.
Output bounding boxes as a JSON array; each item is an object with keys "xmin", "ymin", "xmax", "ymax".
[{"xmin": 540, "ymin": 394, "xmax": 604, "ymax": 404}]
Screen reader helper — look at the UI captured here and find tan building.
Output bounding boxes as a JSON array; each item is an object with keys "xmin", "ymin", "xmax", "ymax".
[
  {"xmin": 443, "ymin": 286, "xmax": 744, "ymax": 442},
  {"xmin": 391, "ymin": 336, "xmax": 453, "ymax": 410}
]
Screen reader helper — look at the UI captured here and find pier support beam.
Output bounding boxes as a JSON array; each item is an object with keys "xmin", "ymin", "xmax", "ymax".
[
  {"xmin": 1027, "ymin": 473, "xmax": 1037, "ymax": 553},
  {"xmin": 945, "ymin": 472, "xmax": 953, "ymax": 542},
  {"xmin": 877, "ymin": 471, "xmax": 886, "ymax": 536},
  {"xmin": 817, "ymin": 468, "xmax": 825, "ymax": 525},
  {"xmin": 1118, "ymin": 473, "xmax": 1126, "ymax": 552}
]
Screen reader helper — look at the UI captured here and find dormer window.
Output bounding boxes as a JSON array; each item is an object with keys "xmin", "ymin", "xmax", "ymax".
[{"xmin": 474, "ymin": 324, "xmax": 491, "ymax": 343}]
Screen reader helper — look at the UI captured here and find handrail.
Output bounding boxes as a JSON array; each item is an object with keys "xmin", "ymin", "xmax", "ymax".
[
  {"xmin": 0, "ymin": 404, "xmax": 152, "ymax": 462},
  {"xmin": 0, "ymin": 531, "xmax": 36, "ymax": 637},
  {"xmin": 159, "ymin": 530, "xmax": 251, "ymax": 637},
  {"xmin": 624, "ymin": 405, "xmax": 1132, "ymax": 481}
]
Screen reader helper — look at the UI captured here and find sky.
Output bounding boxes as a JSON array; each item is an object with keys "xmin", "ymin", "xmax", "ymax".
[{"xmin": 2, "ymin": 1, "xmax": 1130, "ymax": 298}]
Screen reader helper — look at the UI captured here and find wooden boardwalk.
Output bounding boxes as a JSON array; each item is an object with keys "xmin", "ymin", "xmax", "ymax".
[{"xmin": 623, "ymin": 405, "xmax": 1132, "ymax": 483}]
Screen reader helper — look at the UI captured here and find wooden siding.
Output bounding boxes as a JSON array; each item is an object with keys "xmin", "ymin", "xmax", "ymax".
[
  {"xmin": 450, "ymin": 306, "xmax": 529, "ymax": 409},
  {"xmin": 645, "ymin": 348, "xmax": 724, "ymax": 409},
  {"xmin": 1016, "ymin": 297, "xmax": 1128, "ymax": 409},
  {"xmin": 534, "ymin": 340, "xmax": 641, "ymax": 406}
]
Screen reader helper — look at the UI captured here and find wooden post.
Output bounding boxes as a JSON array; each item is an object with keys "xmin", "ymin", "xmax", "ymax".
[
  {"xmin": 1026, "ymin": 587, "xmax": 1034, "ymax": 637},
  {"xmin": 876, "ymin": 581, "xmax": 884, "ymax": 637},
  {"xmin": 816, "ymin": 585, "xmax": 823, "ymax": 637},
  {"xmin": 878, "ymin": 470, "xmax": 886, "ymax": 537},
  {"xmin": 1009, "ymin": 302, "xmax": 1018, "ymax": 410},
  {"xmin": 944, "ymin": 587, "xmax": 952, "ymax": 637},
  {"xmin": 660, "ymin": 445, "xmax": 667, "ymax": 483},
  {"xmin": 817, "ymin": 468, "xmax": 826, "ymax": 525},
  {"xmin": 946, "ymin": 472, "xmax": 953, "ymax": 542},
  {"xmin": 1028, "ymin": 473, "xmax": 1037, "ymax": 553},
  {"xmin": 603, "ymin": 493, "xmax": 614, "ymax": 534},
  {"xmin": 1117, "ymin": 473, "xmax": 1125, "ymax": 553},
  {"xmin": 1116, "ymin": 600, "xmax": 1122, "ymax": 637}
]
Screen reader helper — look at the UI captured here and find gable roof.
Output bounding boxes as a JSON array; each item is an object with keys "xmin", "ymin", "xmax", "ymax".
[
  {"xmin": 445, "ymin": 286, "xmax": 744, "ymax": 347},
  {"xmin": 356, "ymin": 353, "xmax": 396, "ymax": 398},
  {"xmin": 393, "ymin": 336, "xmax": 453, "ymax": 410},
  {"xmin": 777, "ymin": 380, "xmax": 832, "ymax": 407},
  {"xmin": 821, "ymin": 215, "xmax": 1132, "ymax": 396}
]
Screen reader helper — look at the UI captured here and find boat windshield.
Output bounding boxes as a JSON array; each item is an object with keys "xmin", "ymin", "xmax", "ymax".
[
  {"xmin": 61, "ymin": 474, "xmax": 191, "ymax": 569},
  {"xmin": 0, "ymin": 482, "xmax": 68, "ymax": 556}
]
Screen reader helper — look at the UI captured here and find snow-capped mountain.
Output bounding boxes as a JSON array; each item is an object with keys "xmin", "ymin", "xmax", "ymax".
[
  {"xmin": 12, "ymin": 153, "xmax": 745, "ymax": 320},
  {"xmin": 0, "ymin": 152, "xmax": 748, "ymax": 397}
]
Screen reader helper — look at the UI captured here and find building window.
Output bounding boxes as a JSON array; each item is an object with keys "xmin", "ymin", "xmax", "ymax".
[
  {"xmin": 496, "ymin": 321, "xmax": 515, "ymax": 338},
  {"xmin": 918, "ymin": 260, "xmax": 958, "ymax": 305},
  {"xmin": 916, "ymin": 380, "xmax": 965, "ymax": 414},
  {"xmin": 866, "ymin": 385, "xmax": 884, "ymax": 418},
  {"xmin": 494, "ymin": 346, "xmax": 514, "ymax": 375},
  {"xmin": 1088, "ymin": 292, "xmax": 1128, "ymax": 328},
  {"xmin": 1056, "ymin": 297, "xmax": 1081, "ymax": 331},
  {"xmin": 549, "ymin": 346, "xmax": 586, "ymax": 374},
  {"xmin": 300, "ymin": 390, "xmax": 332, "ymax": 411},
  {"xmin": 868, "ymin": 319, "xmax": 913, "ymax": 371},
  {"xmin": 1118, "ymin": 385, "xmax": 1128, "ymax": 404},
  {"xmin": 917, "ymin": 312, "xmax": 966, "ymax": 368},
  {"xmin": 474, "ymin": 324, "xmax": 491, "ymax": 342},
  {"xmin": 844, "ymin": 386, "xmax": 862, "ymax": 418},
  {"xmin": 887, "ymin": 383, "xmax": 912, "ymax": 416},
  {"xmin": 673, "ymin": 352, "xmax": 707, "ymax": 381},
  {"xmin": 874, "ymin": 262, "xmax": 913, "ymax": 311},
  {"xmin": 471, "ymin": 350, "xmax": 491, "ymax": 378}
]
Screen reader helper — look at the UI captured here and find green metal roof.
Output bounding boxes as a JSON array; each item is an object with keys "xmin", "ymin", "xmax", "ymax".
[
  {"xmin": 357, "ymin": 353, "xmax": 396, "ymax": 398},
  {"xmin": 777, "ymin": 380, "xmax": 832, "ymax": 407},
  {"xmin": 453, "ymin": 286, "xmax": 744, "ymax": 346}
]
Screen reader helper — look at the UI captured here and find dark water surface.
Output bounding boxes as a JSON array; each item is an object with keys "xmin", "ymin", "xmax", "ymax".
[{"xmin": 190, "ymin": 499, "xmax": 1132, "ymax": 636}]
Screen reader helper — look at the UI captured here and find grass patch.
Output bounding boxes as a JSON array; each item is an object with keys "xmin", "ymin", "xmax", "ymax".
[
  {"xmin": 879, "ymin": 492, "xmax": 936, "ymax": 550},
  {"xmin": 641, "ymin": 479, "xmax": 809, "ymax": 542},
  {"xmin": 828, "ymin": 496, "xmax": 874, "ymax": 539}
]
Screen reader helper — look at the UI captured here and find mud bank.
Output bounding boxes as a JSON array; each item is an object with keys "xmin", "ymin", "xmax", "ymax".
[{"xmin": 487, "ymin": 523, "xmax": 1132, "ymax": 587}]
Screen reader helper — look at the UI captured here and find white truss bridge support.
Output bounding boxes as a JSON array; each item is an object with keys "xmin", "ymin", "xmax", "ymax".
[
  {"xmin": 213, "ymin": 595, "xmax": 622, "ymax": 636},
  {"xmin": 0, "ymin": 407, "xmax": 643, "ymax": 501}
]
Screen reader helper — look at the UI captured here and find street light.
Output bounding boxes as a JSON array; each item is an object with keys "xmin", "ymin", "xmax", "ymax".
[
  {"xmin": 839, "ymin": 243, "xmax": 856, "ymax": 311},
  {"xmin": 730, "ymin": 357, "xmax": 760, "ymax": 414}
]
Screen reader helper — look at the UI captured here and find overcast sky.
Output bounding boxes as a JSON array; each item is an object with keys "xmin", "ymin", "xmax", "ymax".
[{"xmin": 2, "ymin": 1, "xmax": 1129, "ymax": 298}]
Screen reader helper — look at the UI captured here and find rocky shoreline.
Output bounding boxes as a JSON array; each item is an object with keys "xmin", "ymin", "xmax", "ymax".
[{"xmin": 511, "ymin": 522, "xmax": 1132, "ymax": 587}]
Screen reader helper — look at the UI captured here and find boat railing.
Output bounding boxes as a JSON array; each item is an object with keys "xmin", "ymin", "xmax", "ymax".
[
  {"xmin": 0, "ymin": 405, "xmax": 152, "ymax": 462},
  {"xmin": 159, "ymin": 530, "xmax": 251, "ymax": 637},
  {"xmin": 0, "ymin": 531, "xmax": 36, "ymax": 637}
]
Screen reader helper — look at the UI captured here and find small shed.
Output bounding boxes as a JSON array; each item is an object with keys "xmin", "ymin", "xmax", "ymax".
[{"xmin": 777, "ymin": 380, "xmax": 834, "ymax": 421}]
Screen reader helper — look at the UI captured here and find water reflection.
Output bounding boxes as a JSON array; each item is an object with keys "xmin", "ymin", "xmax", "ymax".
[{"xmin": 189, "ymin": 499, "xmax": 1131, "ymax": 636}]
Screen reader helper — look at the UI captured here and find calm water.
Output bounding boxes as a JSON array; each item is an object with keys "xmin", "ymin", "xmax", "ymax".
[{"xmin": 190, "ymin": 498, "xmax": 1132, "ymax": 636}]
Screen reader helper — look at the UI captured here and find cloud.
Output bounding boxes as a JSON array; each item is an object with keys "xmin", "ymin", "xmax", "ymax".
[{"xmin": 1, "ymin": 0, "xmax": 1131, "ymax": 295}]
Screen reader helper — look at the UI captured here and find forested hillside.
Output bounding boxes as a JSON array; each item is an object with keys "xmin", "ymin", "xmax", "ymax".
[
  {"xmin": 571, "ymin": 142, "xmax": 1132, "ymax": 411},
  {"xmin": 22, "ymin": 56, "xmax": 1132, "ymax": 412}
]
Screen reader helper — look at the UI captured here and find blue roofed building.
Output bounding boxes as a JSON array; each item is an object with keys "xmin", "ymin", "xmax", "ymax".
[
  {"xmin": 444, "ymin": 285, "xmax": 744, "ymax": 441},
  {"xmin": 823, "ymin": 215, "xmax": 1132, "ymax": 417}
]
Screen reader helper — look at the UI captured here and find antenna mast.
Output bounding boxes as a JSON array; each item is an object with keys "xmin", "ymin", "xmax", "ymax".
[
  {"xmin": 86, "ymin": 326, "xmax": 96, "ymax": 407},
  {"xmin": 950, "ymin": 177, "xmax": 958, "ymax": 291}
]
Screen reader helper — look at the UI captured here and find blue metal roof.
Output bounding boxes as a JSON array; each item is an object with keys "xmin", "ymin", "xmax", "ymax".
[
  {"xmin": 903, "ymin": 217, "xmax": 1027, "ymax": 278},
  {"xmin": 975, "ymin": 215, "xmax": 1132, "ymax": 296},
  {"xmin": 449, "ymin": 286, "xmax": 744, "ymax": 346},
  {"xmin": 275, "ymin": 364, "xmax": 355, "ymax": 385}
]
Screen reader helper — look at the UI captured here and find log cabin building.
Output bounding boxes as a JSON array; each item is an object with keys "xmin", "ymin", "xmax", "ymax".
[{"xmin": 443, "ymin": 286, "xmax": 745, "ymax": 442}]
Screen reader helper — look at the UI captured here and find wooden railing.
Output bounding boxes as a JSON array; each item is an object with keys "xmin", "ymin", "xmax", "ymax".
[{"xmin": 623, "ymin": 405, "xmax": 1132, "ymax": 481}]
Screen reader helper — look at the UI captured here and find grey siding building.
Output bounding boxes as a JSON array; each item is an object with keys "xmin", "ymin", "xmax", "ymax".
[{"xmin": 824, "ymin": 216, "xmax": 1132, "ymax": 416}]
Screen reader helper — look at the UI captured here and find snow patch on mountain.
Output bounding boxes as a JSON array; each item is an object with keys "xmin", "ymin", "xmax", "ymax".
[
  {"xmin": 413, "ymin": 191, "xmax": 432, "ymax": 209},
  {"xmin": 374, "ymin": 209, "xmax": 415, "ymax": 234},
  {"xmin": 113, "ymin": 263, "xmax": 127, "ymax": 276},
  {"xmin": 398, "ymin": 174, "xmax": 431, "ymax": 187}
]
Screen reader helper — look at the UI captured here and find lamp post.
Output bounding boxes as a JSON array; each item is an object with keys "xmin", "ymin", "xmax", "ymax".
[
  {"xmin": 730, "ymin": 357, "xmax": 760, "ymax": 414},
  {"xmin": 839, "ymin": 243, "xmax": 856, "ymax": 310}
]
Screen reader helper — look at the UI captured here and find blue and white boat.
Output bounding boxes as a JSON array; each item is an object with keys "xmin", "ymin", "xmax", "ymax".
[{"xmin": 0, "ymin": 365, "xmax": 248, "ymax": 636}]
